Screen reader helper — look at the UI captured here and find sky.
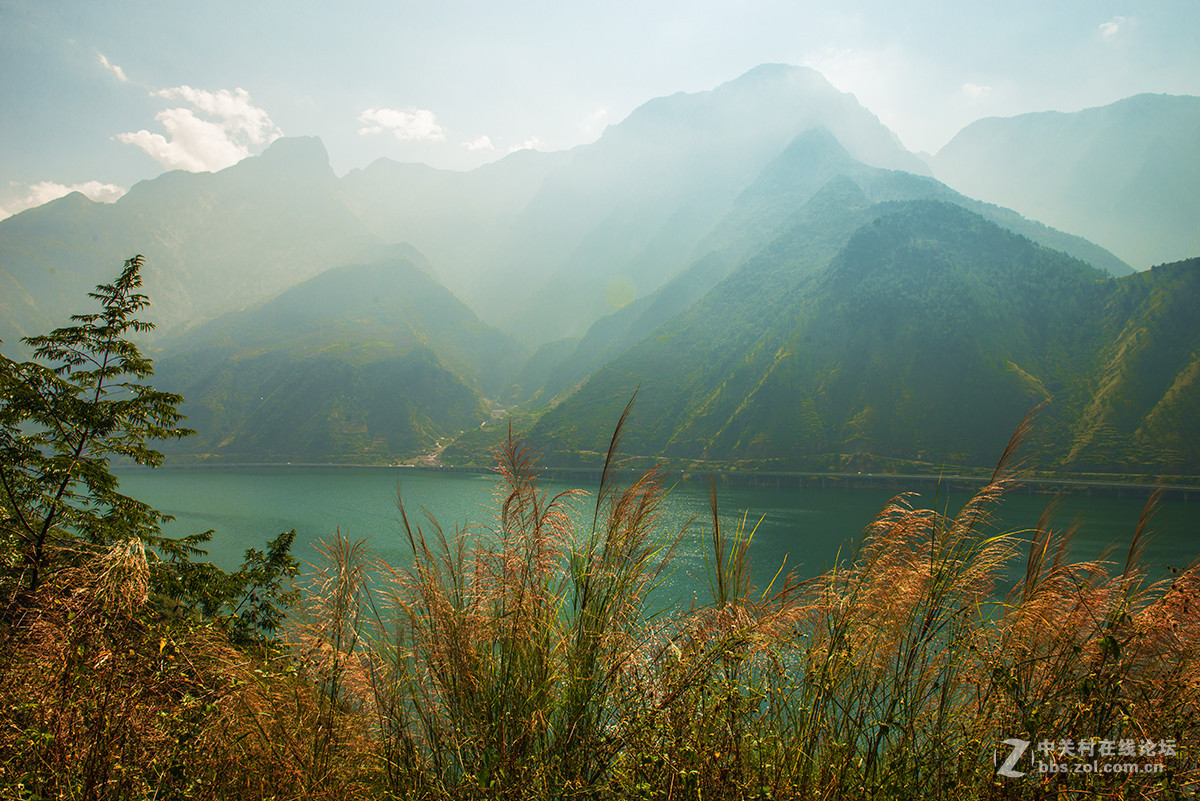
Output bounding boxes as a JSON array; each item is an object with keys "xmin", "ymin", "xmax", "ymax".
[{"xmin": 2, "ymin": 0, "xmax": 1198, "ymax": 219}]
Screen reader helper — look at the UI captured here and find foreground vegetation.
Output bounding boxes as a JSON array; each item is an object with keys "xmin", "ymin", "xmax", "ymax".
[{"xmin": 2, "ymin": 260, "xmax": 1197, "ymax": 799}]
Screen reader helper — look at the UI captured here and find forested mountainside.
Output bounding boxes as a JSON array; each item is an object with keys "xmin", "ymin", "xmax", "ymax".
[
  {"xmin": 154, "ymin": 255, "xmax": 523, "ymax": 463},
  {"xmin": 2, "ymin": 66, "xmax": 1197, "ymax": 475},
  {"xmin": 520, "ymin": 198, "xmax": 1200, "ymax": 475}
]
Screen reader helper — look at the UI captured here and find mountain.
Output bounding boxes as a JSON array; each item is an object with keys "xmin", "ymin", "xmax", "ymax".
[
  {"xmin": 502, "ymin": 127, "xmax": 873, "ymax": 405},
  {"xmin": 0, "ymin": 191, "xmax": 135, "ymax": 347},
  {"xmin": 475, "ymin": 64, "xmax": 932, "ymax": 345},
  {"xmin": 1065, "ymin": 258, "xmax": 1200, "ymax": 472},
  {"xmin": 155, "ymin": 253, "xmax": 525, "ymax": 463},
  {"xmin": 0, "ymin": 136, "xmax": 377, "ymax": 348},
  {"xmin": 931, "ymin": 93, "xmax": 1200, "ymax": 269},
  {"xmin": 2, "ymin": 66, "xmax": 1196, "ymax": 473},
  {"xmin": 527, "ymin": 196, "xmax": 1200, "ymax": 474},
  {"xmin": 339, "ymin": 148, "xmax": 571, "ymax": 295},
  {"xmin": 517, "ymin": 130, "xmax": 1130, "ymax": 408}
]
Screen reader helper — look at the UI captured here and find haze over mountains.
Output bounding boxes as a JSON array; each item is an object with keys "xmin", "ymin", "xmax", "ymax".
[
  {"xmin": 154, "ymin": 252, "xmax": 523, "ymax": 462},
  {"xmin": 2, "ymin": 65, "xmax": 1198, "ymax": 475},
  {"xmin": 526, "ymin": 194, "xmax": 1200, "ymax": 475},
  {"xmin": 931, "ymin": 93, "xmax": 1200, "ymax": 269}
]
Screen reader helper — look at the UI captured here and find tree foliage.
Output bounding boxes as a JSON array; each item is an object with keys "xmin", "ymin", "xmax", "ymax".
[
  {"xmin": 0, "ymin": 255, "xmax": 297, "ymax": 640},
  {"xmin": 0, "ymin": 255, "xmax": 196, "ymax": 591}
]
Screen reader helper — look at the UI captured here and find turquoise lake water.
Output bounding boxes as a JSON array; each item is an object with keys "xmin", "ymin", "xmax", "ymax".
[{"xmin": 115, "ymin": 466, "xmax": 1200, "ymax": 608}]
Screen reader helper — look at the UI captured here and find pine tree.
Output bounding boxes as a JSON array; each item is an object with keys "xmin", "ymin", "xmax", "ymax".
[{"xmin": 0, "ymin": 255, "xmax": 198, "ymax": 592}]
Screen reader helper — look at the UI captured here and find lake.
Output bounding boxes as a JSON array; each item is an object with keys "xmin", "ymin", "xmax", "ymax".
[{"xmin": 115, "ymin": 465, "xmax": 1200, "ymax": 608}]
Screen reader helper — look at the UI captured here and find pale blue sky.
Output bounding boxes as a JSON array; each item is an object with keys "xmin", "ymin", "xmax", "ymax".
[{"xmin": 2, "ymin": 0, "xmax": 1197, "ymax": 217}]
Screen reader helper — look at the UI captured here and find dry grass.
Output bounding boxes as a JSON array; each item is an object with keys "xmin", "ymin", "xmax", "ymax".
[
  {"xmin": 0, "ymin": 539, "xmax": 370, "ymax": 800},
  {"xmin": 3, "ymin": 412, "xmax": 1196, "ymax": 799},
  {"xmin": 271, "ymin": 414, "xmax": 1200, "ymax": 800}
]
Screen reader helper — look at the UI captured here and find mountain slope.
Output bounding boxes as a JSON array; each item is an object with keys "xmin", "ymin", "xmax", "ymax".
[
  {"xmin": 157, "ymin": 254, "xmax": 524, "ymax": 462},
  {"xmin": 477, "ymin": 64, "xmax": 931, "ymax": 345},
  {"xmin": 528, "ymin": 200, "xmax": 1192, "ymax": 473},
  {"xmin": 931, "ymin": 93, "xmax": 1200, "ymax": 268},
  {"xmin": 1066, "ymin": 258, "xmax": 1200, "ymax": 472}
]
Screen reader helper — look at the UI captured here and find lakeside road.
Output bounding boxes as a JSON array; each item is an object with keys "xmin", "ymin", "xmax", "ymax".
[
  {"xmin": 145, "ymin": 460, "xmax": 1200, "ymax": 501},
  {"xmin": 400, "ymin": 464, "xmax": 1199, "ymax": 499}
]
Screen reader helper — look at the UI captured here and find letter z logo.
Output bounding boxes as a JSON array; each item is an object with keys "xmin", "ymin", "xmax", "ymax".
[{"xmin": 997, "ymin": 738, "xmax": 1030, "ymax": 778}]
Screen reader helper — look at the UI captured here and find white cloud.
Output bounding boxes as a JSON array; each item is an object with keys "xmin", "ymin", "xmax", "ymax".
[
  {"xmin": 119, "ymin": 109, "xmax": 249, "ymax": 172},
  {"xmin": 156, "ymin": 86, "xmax": 281, "ymax": 145},
  {"xmin": 462, "ymin": 135, "xmax": 494, "ymax": 151},
  {"xmin": 1099, "ymin": 16, "xmax": 1130, "ymax": 41},
  {"xmin": 0, "ymin": 180, "xmax": 127, "ymax": 220},
  {"xmin": 358, "ymin": 107, "xmax": 446, "ymax": 141},
  {"xmin": 509, "ymin": 136, "xmax": 544, "ymax": 153},
  {"xmin": 118, "ymin": 86, "xmax": 282, "ymax": 172},
  {"xmin": 962, "ymin": 83, "xmax": 994, "ymax": 101},
  {"xmin": 579, "ymin": 107, "xmax": 609, "ymax": 139},
  {"xmin": 98, "ymin": 53, "xmax": 128, "ymax": 82}
]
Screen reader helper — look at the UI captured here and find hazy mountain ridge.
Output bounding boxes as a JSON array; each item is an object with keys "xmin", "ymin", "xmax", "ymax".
[
  {"xmin": 1, "ymin": 67, "xmax": 1144, "ymax": 353},
  {"xmin": 932, "ymin": 93, "xmax": 1200, "ymax": 268},
  {"xmin": 1, "ymin": 66, "xmax": 1196, "ymax": 472},
  {"xmin": 4, "ymin": 65, "xmax": 935, "ymax": 350},
  {"xmin": 477, "ymin": 64, "xmax": 934, "ymax": 344},
  {"xmin": 155, "ymin": 255, "xmax": 523, "ymax": 462},
  {"xmin": 527, "ymin": 199, "xmax": 1199, "ymax": 473},
  {"xmin": 0, "ymin": 136, "xmax": 378, "ymax": 349}
]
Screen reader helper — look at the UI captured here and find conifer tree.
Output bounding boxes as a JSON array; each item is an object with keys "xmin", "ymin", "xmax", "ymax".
[{"xmin": 0, "ymin": 255, "xmax": 196, "ymax": 591}]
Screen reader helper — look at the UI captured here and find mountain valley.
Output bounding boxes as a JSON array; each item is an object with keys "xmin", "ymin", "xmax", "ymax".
[{"xmin": 3, "ymin": 65, "xmax": 1198, "ymax": 476}]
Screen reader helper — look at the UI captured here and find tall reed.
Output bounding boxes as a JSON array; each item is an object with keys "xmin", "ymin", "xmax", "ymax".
[
  {"xmin": 311, "ymin": 399, "xmax": 686, "ymax": 797},
  {"xmin": 285, "ymin": 409, "xmax": 1198, "ymax": 799},
  {"xmin": 0, "ymin": 538, "xmax": 367, "ymax": 800}
]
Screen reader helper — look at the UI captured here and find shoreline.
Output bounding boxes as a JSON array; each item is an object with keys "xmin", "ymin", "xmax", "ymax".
[{"xmin": 124, "ymin": 461, "xmax": 1200, "ymax": 500}]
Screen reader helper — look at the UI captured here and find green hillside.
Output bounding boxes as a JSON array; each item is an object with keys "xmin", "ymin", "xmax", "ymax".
[
  {"xmin": 522, "ymin": 131, "xmax": 1130, "ymax": 410},
  {"xmin": 1066, "ymin": 259, "xmax": 1200, "ymax": 472},
  {"xmin": 156, "ymin": 254, "xmax": 524, "ymax": 463},
  {"xmin": 528, "ymin": 197, "xmax": 1198, "ymax": 474}
]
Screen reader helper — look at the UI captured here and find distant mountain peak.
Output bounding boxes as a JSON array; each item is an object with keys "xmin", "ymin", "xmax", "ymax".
[
  {"xmin": 235, "ymin": 135, "xmax": 337, "ymax": 184},
  {"xmin": 3, "ymin": 190, "xmax": 95, "ymax": 225},
  {"xmin": 257, "ymin": 135, "xmax": 331, "ymax": 165},
  {"xmin": 723, "ymin": 63, "xmax": 837, "ymax": 91},
  {"xmin": 597, "ymin": 63, "xmax": 926, "ymax": 177},
  {"xmin": 932, "ymin": 92, "xmax": 1200, "ymax": 267}
]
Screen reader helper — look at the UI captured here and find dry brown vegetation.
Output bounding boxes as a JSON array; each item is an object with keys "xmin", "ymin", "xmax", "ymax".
[
  {"xmin": 2, "ymin": 409, "xmax": 1197, "ymax": 799},
  {"xmin": 0, "ymin": 539, "xmax": 364, "ymax": 800}
]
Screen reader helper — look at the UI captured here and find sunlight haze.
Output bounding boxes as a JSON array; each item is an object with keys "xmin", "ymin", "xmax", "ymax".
[{"xmin": 2, "ymin": 0, "xmax": 1197, "ymax": 217}]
